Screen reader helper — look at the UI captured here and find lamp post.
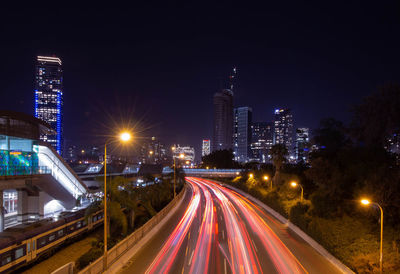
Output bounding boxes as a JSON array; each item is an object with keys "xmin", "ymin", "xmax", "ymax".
[
  {"xmin": 290, "ymin": 181, "xmax": 303, "ymax": 202},
  {"xmin": 361, "ymin": 199, "xmax": 384, "ymax": 273},
  {"xmin": 103, "ymin": 131, "xmax": 131, "ymax": 271},
  {"xmin": 263, "ymin": 175, "xmax": 272, "ymax": 190}
]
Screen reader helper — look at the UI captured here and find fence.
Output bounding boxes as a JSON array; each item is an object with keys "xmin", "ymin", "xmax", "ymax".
[
  {"xmin": 0, "ymin": 165, "xmax": 51, "ymax": 176},
  {"xmin": 79, "ymin": 184, "xmax": 187, "ymax": 274}
]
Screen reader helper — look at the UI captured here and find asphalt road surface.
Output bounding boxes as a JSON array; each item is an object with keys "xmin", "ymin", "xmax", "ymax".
[{"xmin": 121, "ymin": 177, "xmax": 342, "ymax": 274}]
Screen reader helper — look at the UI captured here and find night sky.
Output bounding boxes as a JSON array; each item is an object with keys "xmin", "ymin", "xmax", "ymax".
[{"xmin": 1, "ymin": 2, "xmax": 400, "ymax": 160}]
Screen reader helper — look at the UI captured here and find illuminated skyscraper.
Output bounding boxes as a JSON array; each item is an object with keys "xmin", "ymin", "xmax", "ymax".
[
  {"xmin": 34, "ymin": 56, "xmax": 63, "ymax": 155},
  {"xmin": 202, "ymin": 139, "xmax": 211, "ymax": 157},
  {"xmin": 295, "ymin": 128, "xmax": 310, "ymax": 163},
  {"xmin": 233, "ymin": 107, "xmax": 252, "ymax": 162},
  {"xmin": 273, "ymin": 108, "xmax": 294, "ymax": 157},
  {"xmin": 250, "ymin": 122, "xmax": 273, "ymax": 163},
  {"xmin": 212, "ymin": 89, "xmax": 233, "ymax": 151}
]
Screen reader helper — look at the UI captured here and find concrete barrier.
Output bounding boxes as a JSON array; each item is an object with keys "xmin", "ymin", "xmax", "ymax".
[
  {"xmin": 222, "ymin": 183, "xmax": 354, "ymax": 274},
  {"xmin": 79, "ymin": 185, "xmax": 187, "ymax": 274},
  {"xmin": 51, "ymin": 262, "xmax": 75, "ymax": 274}
]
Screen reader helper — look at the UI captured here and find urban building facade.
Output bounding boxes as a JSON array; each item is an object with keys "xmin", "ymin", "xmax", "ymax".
[
  {"xmin": 34, "ymin": 56, "xmax": 63, "ymax": 155},
  {"xmin": 202, "ymin": 139, "xmax": 211, "ymax": 157},
  {"xmin": 212, "ymin": 89, "xmax": 233, "ymax": 151},
  {"xmin": 250, "ymin": 122, "xmax": 273, "ymax": 163},
  {"xmin": 233, "ymin": 107, "xmax": 252, "ymax": 163},
  {"xmin": 173, "ymin": 145, "xmax": 195, "ymax": 167},
  {"xmin": 140, "ymin": 137, "xmax": 168, "ymax": 164},
  {"xmin": 273, "ymin": 108, "xmax": 294, "ymax": 158},
  {"xmin": 295, "ymin": 127, "xmax": 310, "ymax": 163}
]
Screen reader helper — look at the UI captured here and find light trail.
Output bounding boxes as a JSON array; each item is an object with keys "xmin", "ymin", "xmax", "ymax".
[
  {"xmin": 146, "ymin": 182, "xmax": 201, "ymax": 274},
  {"xmin": 146, "ymin": 177, "xmax": 308, "ymax": 274},
  {"xmin": 200, "ymin": 178, "xmax": 308, "ymax": 274},
  {"xmin": 188, "ymin": 179, "xmax": 215, "ymax": 273}
]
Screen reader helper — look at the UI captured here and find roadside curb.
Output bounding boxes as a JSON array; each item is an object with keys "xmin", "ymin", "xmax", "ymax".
[{"xmin": 222, "ymin": 183, "xmax": 354, "ymax": 274}]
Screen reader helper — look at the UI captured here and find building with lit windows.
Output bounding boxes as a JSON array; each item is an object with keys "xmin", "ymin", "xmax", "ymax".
[
  {"xmin": 173, "ymin": 145, "xmax": 195, "ymax": 166},
  {"xmin": 295, "ymin": 128, "xmax": 310, "ymax": 163},
  {"xmin": 140, "ymin": 137, "xmax": 168, "ymax": 164},
  {"xmin": 212, "ymin": 89, "xmax": 233, "ymax": 152},
  {"xmin": 34, "ymin": 56, "xmax": 63, "ymax": 156},
  {"xmin": 250, "ymin": 122, "xmax": 273, "ymax": 163},
  {"xmin": 273, "ymin": 108, "xmax": 294, "ymax": 158},
  {"xmin": 202, "ymin": 139, "xmax": 211, "ymax": 157},
  {"xmin": 233, "ymin": 107, "xmax": 252, "ymax": 163}
]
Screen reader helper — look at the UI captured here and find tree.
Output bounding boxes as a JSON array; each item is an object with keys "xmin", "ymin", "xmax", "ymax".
[
  {"xmin": 312, "ymin": 118, "xmax": 349, "ymax": 154},
  {"xmin": 201, "ymin": 149, "xmax": 239, "ymax": 169},
  {"xmin": 270, "ymin": 144, "xmax": 288, "ymax": 186},
  {"xmin": 351, "ymin": 84, "xmax": 400, "ymax": 147}
]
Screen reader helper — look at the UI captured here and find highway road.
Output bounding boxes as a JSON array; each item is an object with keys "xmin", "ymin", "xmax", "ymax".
[{"xmin": 121, "ymin": 177, "xmax": 342, "ymax": 274}]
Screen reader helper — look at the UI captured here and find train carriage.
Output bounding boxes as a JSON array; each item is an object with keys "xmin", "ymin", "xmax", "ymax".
[{"xmin": 0, "ymin": 209, "xmax": 103, "ymax": 273}]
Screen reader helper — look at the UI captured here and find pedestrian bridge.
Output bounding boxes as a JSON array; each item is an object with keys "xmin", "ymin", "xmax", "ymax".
[{"xmin": 182, "ymin": 169, "xmax": 242, "ymax": 178}]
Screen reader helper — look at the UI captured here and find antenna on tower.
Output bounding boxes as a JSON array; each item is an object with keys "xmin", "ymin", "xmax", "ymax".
[{"xmin": 229, "ymin": 66, "xmax": 237, "ymax": 91}]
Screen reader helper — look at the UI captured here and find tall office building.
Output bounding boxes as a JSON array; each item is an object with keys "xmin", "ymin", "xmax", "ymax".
[
  {"xmin": 273, "ymin": 108, "xmax": 294, "ymax": 157},
  {"xmin": 173, "ymin": 145, "xmax": 195, "ymax": 166},
  {"xmin": 212, "ymin": 89, "xmax": 234, "ymax": 151},
  {"xmin": 202, "ymin": 139, "xmax": 211, "ymax": 157},
  {"xmin": 140, "ymin": 137, "xmax": 167, "ymax": 164},
  {"xmin": 296, "ymin": 128, "xmax": 310, "ymax": 163},
  {"xmin": 250, "ymin": 122, "xmax": 273, "ymax": 163},
  {"xmin": 34, "ymin": 56, "xmax": 63, "ymax": 155},
  {"xmin": 233, "ymin": 107, "xmax": 252, "ymax": 163}
]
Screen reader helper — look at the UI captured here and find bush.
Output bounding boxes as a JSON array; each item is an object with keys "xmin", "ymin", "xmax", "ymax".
[
  {"xmin": 76, "ymin": 247, "xmax": 103, "ymax": 269},
  {"xmin": 289, "ymin": 202, "xmax": 310, "ymax": 231}
]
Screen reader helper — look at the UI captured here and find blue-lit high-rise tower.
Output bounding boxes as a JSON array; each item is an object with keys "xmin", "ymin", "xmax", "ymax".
[{"xmin": 34, "ymin": 56, "xmax": 63, "ymax": 155}]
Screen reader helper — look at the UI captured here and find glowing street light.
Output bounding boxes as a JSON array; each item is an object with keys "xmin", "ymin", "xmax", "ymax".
[
  {"xmin": 249, "ymin": 173, "xmax": 254, "ymax": 179},
  {"xmin": 361, "ymin": 199, "xmax": 370, "ymax": 205},
  {"xmin": 264, "ymin": 175, "xmax": 272, "ymax": 190},
  {"xmin": 103, "ymin": 131, "xmax": 132, "ymax": 271},
  {"xmin": 290, "ymin": 181, "xmax": 303, "ymax": 202},
  {"xmin": 120, "ymin": 132, "xmax": 131, "ymax": 142},
  {"xmin": 360, "ymin": 198, "xmax": 384, "ymax": 273}
]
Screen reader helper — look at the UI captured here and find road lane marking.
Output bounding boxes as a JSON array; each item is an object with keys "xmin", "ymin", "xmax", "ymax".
[
  {"xmin": 188, "ymin": 250, "xmax": 195, "ymax": 266},
  {"xmin": 185, "ymin": 245, "xmax": 189, "ymax": 256},
  {"xmin": 224, "ymin": 258, "xmax": 227, "ymax": 274},
  {"xmin": 252, "ymin": 239, "xmax": 258, "ymax": 252}
]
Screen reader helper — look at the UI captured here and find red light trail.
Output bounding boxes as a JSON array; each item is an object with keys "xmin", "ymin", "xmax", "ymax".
[{"xmin": 146, "ymin": 177, "xmax": 308, "ymax": 274}]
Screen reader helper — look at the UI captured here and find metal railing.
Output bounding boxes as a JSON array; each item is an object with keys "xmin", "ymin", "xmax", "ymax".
[
  {"xmin": 0, "ymin": 166, "xmax": 51, "ymax": 176},
  {"xmin": 79, "ymin": 184, "xmax": 187, "ymax": 274}
]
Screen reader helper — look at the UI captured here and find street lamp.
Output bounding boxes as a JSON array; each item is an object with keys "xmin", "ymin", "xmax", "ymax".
[
  {"xmin": 103, "ymin": 131, "xmax": 132, "ymax": 271},
  {"xmin": 263, "ymin": 175, "xmax": 272, "ymax": 190},
  {"xmin": 360, "ymin": 198, "xmax": 384, "ymax": 273},
  {"xmin": 290, "ymin": 181, "xmax": 303, "ymax": 202},
  {"xmin": 249, "ymin": 173, "xmax": 254, "ymax": 179}
]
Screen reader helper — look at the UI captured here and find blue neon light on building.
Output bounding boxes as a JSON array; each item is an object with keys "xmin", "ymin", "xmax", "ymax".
[{"xmin": 34, "ymin": 56, "xmax": 63, "ymax": 155}]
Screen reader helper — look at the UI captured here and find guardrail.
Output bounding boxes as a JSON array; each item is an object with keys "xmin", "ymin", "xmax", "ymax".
[
  {"xmin": 79, "ymin": 184, "xmax": 187, "ymax": 274},
  {"xmin": 0, "ymin": 166, "xmax": 51, "ymax": 176}
]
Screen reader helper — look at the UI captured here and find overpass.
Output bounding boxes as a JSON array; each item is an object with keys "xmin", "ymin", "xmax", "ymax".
[{"xmin": 181, "ymin": 168, "xmax": 242, "ymax": 178}]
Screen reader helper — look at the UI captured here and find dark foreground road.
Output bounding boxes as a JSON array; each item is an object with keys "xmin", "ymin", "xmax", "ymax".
[{"xmin": 121, "ymin": 177, "xmax": 342, "ymax": 274}]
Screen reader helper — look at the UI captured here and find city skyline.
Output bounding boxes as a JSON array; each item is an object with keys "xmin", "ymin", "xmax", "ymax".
[{"xmin": 1, "ymin": 3, "xmax": 400, "ymax": 159}]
